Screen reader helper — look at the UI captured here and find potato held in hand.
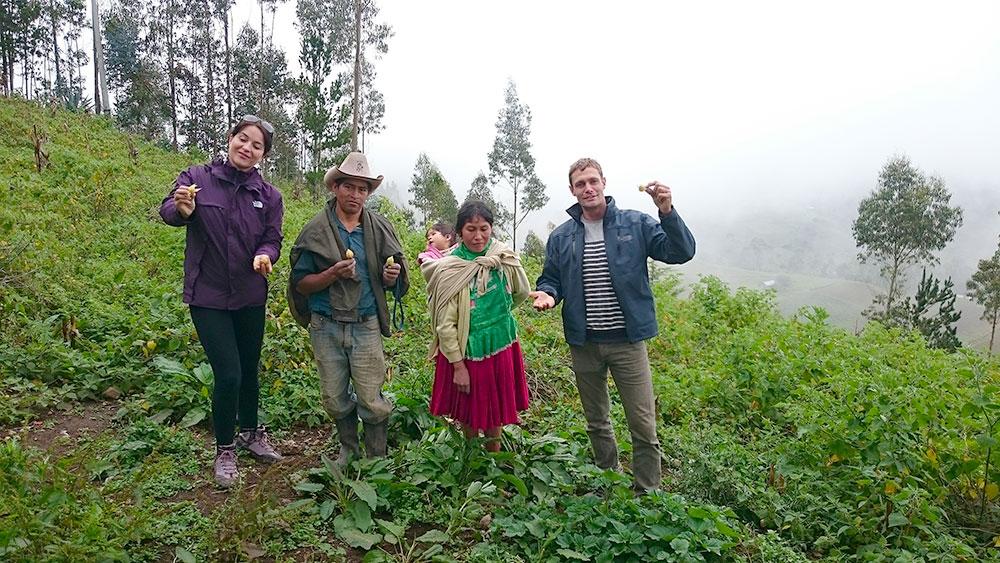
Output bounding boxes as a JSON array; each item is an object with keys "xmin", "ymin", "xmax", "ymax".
[
  {"xmin": 386, "ymin": 256, "xmax": 395, "ymax": 267},
  {"xmin": 187, "ymin": 183, "xmax": 201, "ymax": 198},
  {"xmin": 345, "ymin": 249, "xmax": 354, "ymax": 259}
]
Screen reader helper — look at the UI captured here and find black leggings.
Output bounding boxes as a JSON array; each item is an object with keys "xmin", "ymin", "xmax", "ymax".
[{"xmin": 189, "ymin": 305, "xmax": 265, "ymax": 446}]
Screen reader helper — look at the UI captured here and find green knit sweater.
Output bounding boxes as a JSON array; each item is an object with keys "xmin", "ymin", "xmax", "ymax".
[{"xmin": 452, "ymin": 242, "xmax": 518, "ymax": 360}]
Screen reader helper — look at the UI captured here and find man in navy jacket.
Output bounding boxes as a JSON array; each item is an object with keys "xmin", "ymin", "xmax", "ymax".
[{"xmin": 530, "ymin": 157, "xmax": 695, "ymax": 492}]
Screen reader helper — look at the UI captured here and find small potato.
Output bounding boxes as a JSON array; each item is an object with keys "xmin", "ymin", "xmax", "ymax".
[
  {"xmin": 187, "ymin": 184, "xmax": 201, "ymax": 198},
  {"xmin": 345, "ymin": 249, "xmax": 354, "ymax": 259},
  {"xmin": 386, "ymin": 256, "xmax": 395, "ymax": 266}
]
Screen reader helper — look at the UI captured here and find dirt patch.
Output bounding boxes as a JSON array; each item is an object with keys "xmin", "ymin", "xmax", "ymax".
[
  {"xmin": 3, "ymin": 404, "xmax": 364, "ymax": 560},
  {"xmin": 166, "ymin": 424, "xmax": 336, "ymax": 516},
  {"xmin": 0, "ymin": 400, "xmax": 120, "ymax": 456}
]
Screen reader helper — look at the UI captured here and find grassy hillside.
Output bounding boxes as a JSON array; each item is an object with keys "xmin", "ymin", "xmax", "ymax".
[{"xmin": 2, "ymin": 98, "xmax": 1000, "ymax": 562}]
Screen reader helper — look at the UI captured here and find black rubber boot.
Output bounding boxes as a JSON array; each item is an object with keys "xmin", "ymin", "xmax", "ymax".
[
  {"xmin": 363, "ymin": 419, "xmax": 388, "ymax": 458},
  {"xmin": 333, "ymin": 411, "xmax": 360, "ymax": 466}
]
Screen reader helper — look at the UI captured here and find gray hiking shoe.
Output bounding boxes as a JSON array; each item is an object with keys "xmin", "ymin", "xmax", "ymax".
[
  {"xmin": 236, "ymin": 426, "xmax": 283, "ymax": 463},
  {"xmin": 214, "ymin": 445, "xmax": 238, "ymax": 488}
]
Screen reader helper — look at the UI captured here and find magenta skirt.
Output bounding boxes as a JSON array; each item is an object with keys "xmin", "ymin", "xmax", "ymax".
[{"xmin": 429, "ymin": 341, "xmax": 530, "ymax": 431}]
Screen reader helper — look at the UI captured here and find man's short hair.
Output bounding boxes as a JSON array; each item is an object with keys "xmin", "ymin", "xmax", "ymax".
[{"xmin": 568, "ymin": 158, "xmax": 603, "ymax": 184}]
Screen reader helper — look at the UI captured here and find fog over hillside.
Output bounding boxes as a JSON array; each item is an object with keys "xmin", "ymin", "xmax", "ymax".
[{"xmin": 668, "ymin": 180, "xmax": 1000, "ymax": 350}]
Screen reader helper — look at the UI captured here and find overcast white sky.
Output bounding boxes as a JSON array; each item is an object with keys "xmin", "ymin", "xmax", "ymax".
[{"xmin": 223, "ymin": 1, "xmax": 998, "ymax": 239}]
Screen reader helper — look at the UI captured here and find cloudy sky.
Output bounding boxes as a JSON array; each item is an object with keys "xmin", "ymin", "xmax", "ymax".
[{"xmin": 226, "ymin": 0, "xmax": 1000, "ymax": 241}]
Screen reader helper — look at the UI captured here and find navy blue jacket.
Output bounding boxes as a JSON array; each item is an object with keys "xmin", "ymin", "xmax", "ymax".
[{"xmin": 535, "ymin": 197, "xmax": 695, "ymax": 346}]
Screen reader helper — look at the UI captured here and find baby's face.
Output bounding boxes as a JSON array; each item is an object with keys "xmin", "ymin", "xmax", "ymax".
[{"xmin": 428, "ymin": 230, "xmax": 451, "ymax": 250}]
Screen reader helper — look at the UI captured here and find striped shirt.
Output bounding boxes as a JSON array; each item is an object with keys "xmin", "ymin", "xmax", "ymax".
[{"xmin": 582, "ymin": 218, "xmax": 626, "ymax": 331}]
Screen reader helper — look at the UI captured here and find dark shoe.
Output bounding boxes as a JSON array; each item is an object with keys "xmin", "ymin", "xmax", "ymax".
[
  {"xmin": 334, "ymin": 412, "xmax": 360, "ymax": 466},
  {"xmin": 363, "ymin": 419, "xmax": 388, "ymax": 458},
  {"xmin": 214, "ymin": 445, "xmax": 238, "ymax": 488},
  {"xmin": 236, "ymin": 425, "xmax": 283, "ymax": 463}
]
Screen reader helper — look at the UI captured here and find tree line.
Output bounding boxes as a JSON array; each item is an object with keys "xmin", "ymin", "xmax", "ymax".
[
  {"xmin": 1, "ymin": 0, "xmax": 390, "ymax": 192},
  {"xmin": 1, "ymin": 0, "xmax": 551, "ymax": 243}
]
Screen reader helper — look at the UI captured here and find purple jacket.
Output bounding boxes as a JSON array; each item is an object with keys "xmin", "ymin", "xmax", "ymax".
[{"xmin": 160, "ymin": 160, "xmax": 284, "ymax": 310}]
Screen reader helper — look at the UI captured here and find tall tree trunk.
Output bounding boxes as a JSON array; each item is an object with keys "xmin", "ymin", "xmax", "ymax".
[
  {"xmin": 67, "ymin": 38, "xmax": 76, "ymax": 93},
  {"xmin": 1, "ymin": 18, "xmax": 9, "ymax": 96},
  {"xmin": 350, "ymin": 0, "xmax": 360, "ymax": 151},
  {"xmin": 2, "ymin": 43, "xmax": 9, "ymax": 96},
  {"xmin": 91, "ymin": 29, "xmax": 99, "ymax": 112},
  {"xmin": 166, "ymin": 0, "xmax": 177, "ymax": 150},
  {"xmin": 90, "ymin": 0, "xmax": 109, "ymax": 113},
  {"xmin": 21, "ymin": 41, "xmax": 29, "ymax": 96},
  {"xmin": 258, "ymin": 0, "xmax": 264, "ymax": 109},
  {"xmin": 269, "ymin": 4, "xmax": 275, "ymax": 50},
  {"xmin": 49, "ymin": 0, "xmax": 62, "ymax": 98},
  {"xmin": 513, "ymin": 181, "xmax": 519, "ymax": 250},
  {"xmin": 885, "ymin": 259, "xmax": 901, "ymax": 318},
  {"xmin": 205, "ymin": 3, "xmax": 215, "ymax": 153},
  {"xmin": 990, "ymin": 312, "xmax": 997, "ymax": 358},
  {"xmin": 223, "ymin": 7, "xmax": 231, "ymax": 124}
]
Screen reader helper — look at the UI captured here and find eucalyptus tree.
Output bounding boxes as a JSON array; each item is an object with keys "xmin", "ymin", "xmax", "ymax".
[
  {"xmin": 38, "ymin": 0, "xmax": 86, "ymax": 102},
  {"xmin": 103, "ymin": 1, "xmax": 170, "ymax": 141},
  {"xmin": 968, "ymin": 242, "xmax": 1000, "ymax": 356},
  {"xmin": 213, "ymin": 0, "xmax": 234, "ymax": 123},
  {"xmin": 0, "ymin": 0, "xmax": 46, "ymax": 96},
  {"xmin": 852, "ymin": 156, "xmax": 963, "ymax": 321},
  {"xmin": 175, "ymin": 0, "xmax": 226, "ymax": 155},
  {"xmin": 295, "ymin": 0, "xmax": 350, "ymax": 186},
  {"xmin": 90, "ymin": 0, "xmax": 110, "ymax": 113},
  {"xmin": 346, "ymin": 0, "xmax": 391, "ymax": 150},
  {"xmin": 230, "ymin": 22, "xmax": 291, "ymax": 118},
  {"xmin": 487, "ymin": 79, "xmax": 547, "ymax": 249}
]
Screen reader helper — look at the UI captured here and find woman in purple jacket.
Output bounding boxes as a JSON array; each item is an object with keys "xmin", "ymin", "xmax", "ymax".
[{"xmin": 160, "ymin": 115, "xmax": 284, "ymax": 488}]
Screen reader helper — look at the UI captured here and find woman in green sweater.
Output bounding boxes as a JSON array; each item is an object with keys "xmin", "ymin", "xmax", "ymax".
[{"xmin": 421, "ymin": 200, "xmax": 530, "ymax": 451}]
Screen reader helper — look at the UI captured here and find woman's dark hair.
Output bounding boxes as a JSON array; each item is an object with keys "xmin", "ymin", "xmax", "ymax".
[
  {"xmin": 456, "ymin": 200, "xmax": 494, "ymax": 232},
  {"xmin": 230, "ymin": 114, "xmax": 274, "ymax": 155},
  {"xmin": 429, "ymin": 221, "xmax": 457, "ymax": 245}
]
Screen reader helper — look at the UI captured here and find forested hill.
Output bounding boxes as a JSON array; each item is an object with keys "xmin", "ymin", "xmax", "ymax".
[{"xmin": 2, "ymin": 100, "xmax": 999, "ymax": 562}]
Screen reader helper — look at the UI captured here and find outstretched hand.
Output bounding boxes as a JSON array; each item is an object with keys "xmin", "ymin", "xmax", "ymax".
[
  {"xmin": 641, "ymin": 181, "xmax": 673, "ymax": 215},
  {"xmin": 173, "ymin": 184, "xmax": 199, "ymax": 218},
  {"xmin": 528, "ymin": 290, "xmax": 555, "ymax": 311}
]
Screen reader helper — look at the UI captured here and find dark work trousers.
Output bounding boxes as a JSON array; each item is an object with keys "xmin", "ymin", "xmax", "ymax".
[{"xmin": 189, "ymin": 305, "xmax": 265, "ymax": 446}]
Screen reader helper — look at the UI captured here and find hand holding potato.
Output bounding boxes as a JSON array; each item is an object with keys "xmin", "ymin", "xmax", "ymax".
[
  {"xmin": 253, "ymin": 254, "xmax": 272, "ymax": 276},
  {"xmin": 382, "ymin": 256, "xmax": 401, "ymax": 286},
  {"xmin": 173, "ymin": 183, "xmax": 200, "ymax": 219},
  {"xmin": 640, "ymin": 181, "xmax": 673, "ymax": 215},
  {"xmin": 329, "ymin": 257, "xmax": 356, "ymax": 281}
]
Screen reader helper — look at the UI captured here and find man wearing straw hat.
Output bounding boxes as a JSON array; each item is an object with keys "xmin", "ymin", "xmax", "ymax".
[{"xmin": 288, "ymin": 151, "xmax": 409, "ymax": 464}]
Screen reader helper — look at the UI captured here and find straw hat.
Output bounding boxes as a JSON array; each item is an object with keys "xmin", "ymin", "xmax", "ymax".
[{"xmin": 323, "ymin": 152, "xmax": 384, "ymax": 191}]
